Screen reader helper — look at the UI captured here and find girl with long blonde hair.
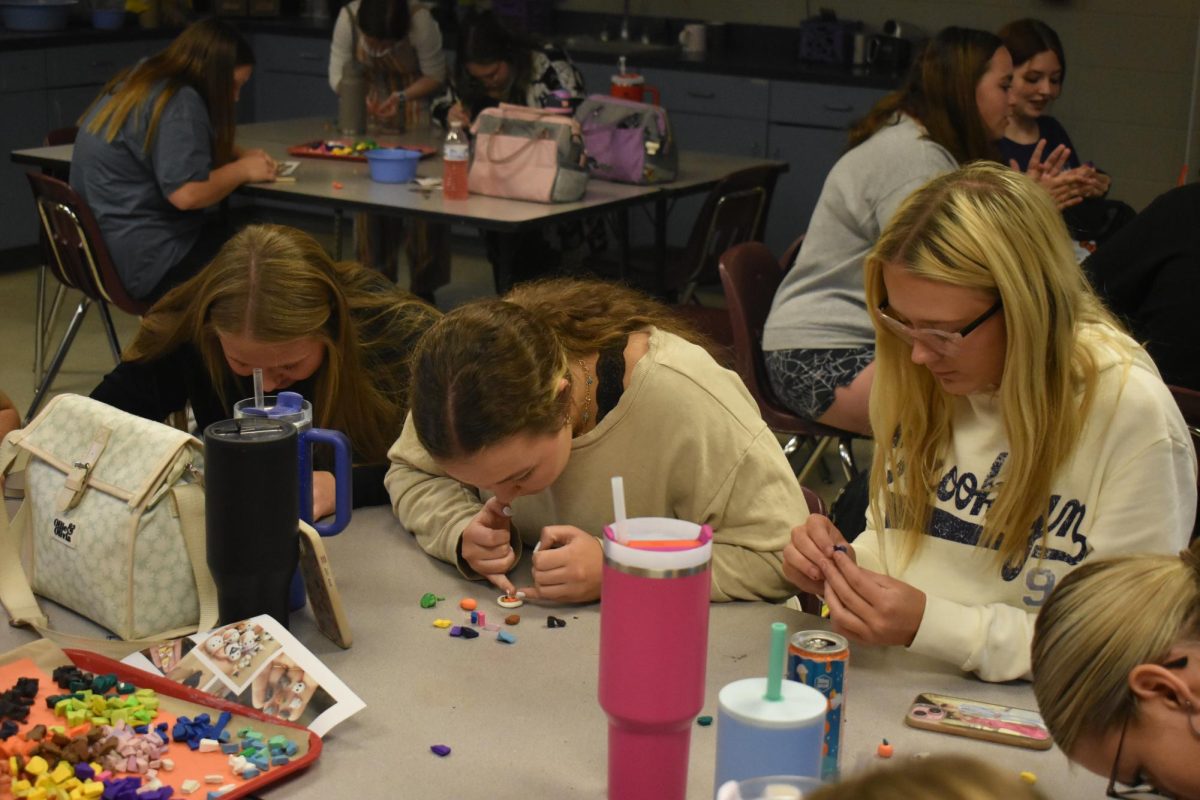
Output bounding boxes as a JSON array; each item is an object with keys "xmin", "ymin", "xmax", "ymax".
[
  {"xmin": 1032, "ymin": 540, "xmax": 1200, "ymax": 799},
  {"xmin": 91, "ymin": 224, "xmax": 439, "ymax": 514},
  {"xmin": 71, "ymin": 18, "xmax": 277, "ymax": 302},
  {"xmin": 385, "ymin": 278, "xmax": 808, "ymax": 603},
  {"xmin": 783, "ymin": 162, "xmax": 1195, "ymax": 681}
]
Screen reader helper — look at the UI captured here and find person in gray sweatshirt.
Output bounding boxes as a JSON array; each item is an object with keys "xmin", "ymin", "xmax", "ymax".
[{"xmin": 763, "ymin": 27, "xmax": 1018, "ymax": 435}]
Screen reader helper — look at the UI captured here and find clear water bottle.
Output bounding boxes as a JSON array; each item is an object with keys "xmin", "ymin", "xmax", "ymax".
[{"xmin": 443, "ymin": 120, "xmax": 470, "ymax": 201}]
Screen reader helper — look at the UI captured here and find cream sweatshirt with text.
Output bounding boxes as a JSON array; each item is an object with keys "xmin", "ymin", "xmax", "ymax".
[{"xmin": 385, "ymin": 329, "xmax": 809, "ymax": 602}]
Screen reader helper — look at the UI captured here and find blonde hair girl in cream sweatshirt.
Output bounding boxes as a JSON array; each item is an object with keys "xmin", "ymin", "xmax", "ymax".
[{"xmin": 783, "ymin": 162, "xmax": 1196, "ymax": 682}]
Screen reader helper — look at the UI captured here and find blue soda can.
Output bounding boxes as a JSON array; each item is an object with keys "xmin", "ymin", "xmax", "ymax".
[{"xmin": 787, "ymin": 630, "xmax": 848, "ymax": 781}]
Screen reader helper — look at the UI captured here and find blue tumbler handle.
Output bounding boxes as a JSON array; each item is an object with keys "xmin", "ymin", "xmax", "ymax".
[{"xmin": 297, "ymin": 427, "xmax": 353, "ymax": 536}]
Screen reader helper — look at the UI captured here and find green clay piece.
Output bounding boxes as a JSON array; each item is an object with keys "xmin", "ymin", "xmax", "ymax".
[
  {"xmin": 419, "ymin": 592, "xmax": 439, "ymax": 608},
  {"xmin": 696, "ymin": 715, "xmax": 713, "ymax": 727}
]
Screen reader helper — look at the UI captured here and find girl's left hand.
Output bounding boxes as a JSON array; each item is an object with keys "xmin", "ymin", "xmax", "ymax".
[
  {"xmin": 312, "ymin": 470, "xmax": 336, "ymax": 519},
  {"xmin": 370, "ymin": 90, "xmax": 403, "ymax": 118},
  {"xmin": 821, "ymin": 550, "xmax": 926, "ymax": 647},
  {"xmin": 520, "ymin": 526, "xmax": 603, "ymax": 603}
]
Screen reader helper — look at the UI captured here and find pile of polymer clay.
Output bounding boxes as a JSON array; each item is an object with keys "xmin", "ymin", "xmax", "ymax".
[{"xmin": 0, "ymin": 661, "xmax": 306, "ymax": 800}]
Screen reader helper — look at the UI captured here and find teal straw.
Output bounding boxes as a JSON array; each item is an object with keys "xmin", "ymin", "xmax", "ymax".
[{"xmin": 765, "ymin": 622, "xmax": 787, "ymax": 701}]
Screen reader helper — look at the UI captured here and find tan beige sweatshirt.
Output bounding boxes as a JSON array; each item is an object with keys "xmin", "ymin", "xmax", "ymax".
[{"xmin": 384, "ymin": 328, "xmax": 808, "ymax": 601}]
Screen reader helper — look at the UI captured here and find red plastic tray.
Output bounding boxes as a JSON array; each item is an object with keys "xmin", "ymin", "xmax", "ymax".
[
  {"xmin": 287, "ymin": 139, "xmax": 436, "ymax": 163},
  {"xmin": 0, "ymin": 649, "xmax": 323, "ymax": 800}
]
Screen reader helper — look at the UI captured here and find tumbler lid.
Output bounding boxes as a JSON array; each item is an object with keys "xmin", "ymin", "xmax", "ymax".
[{"xmin": 204, "ymin": 417, "xmax": 297, "ymax": 444}]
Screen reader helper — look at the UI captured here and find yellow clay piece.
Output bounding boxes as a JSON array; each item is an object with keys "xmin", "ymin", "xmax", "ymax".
[
  {"xmin": 50, "ymin": 762, "xmax": 73, "ymax": 784},
  {"xmin": 23, "ymin": 756, "xmax": 49, "ymax": 776}
]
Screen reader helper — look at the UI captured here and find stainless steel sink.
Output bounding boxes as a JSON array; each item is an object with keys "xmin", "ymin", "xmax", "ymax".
[{"xmin": 558, "ymin": 35, "xmax": 678, "ymax": 58}]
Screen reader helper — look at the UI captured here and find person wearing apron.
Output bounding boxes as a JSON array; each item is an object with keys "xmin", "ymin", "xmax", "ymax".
[{"xmin": 329, "ymin": 0, "xmax": 450, "ymax": 301}]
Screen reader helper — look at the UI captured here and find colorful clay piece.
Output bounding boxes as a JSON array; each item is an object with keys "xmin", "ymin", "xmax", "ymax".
[
  {"xmin": 876, "ymin": 738, "xmax": 893, "ymax": 758},
  {"xmin": 696, "ymin": 716, "xmax": 713, "ymax": 727},
  {"xmin": 419, "ymin": 592, "xmax": 440, "ymax": 608},
  {"xmin": 1019, "ymin": 771, "xmax": 1037, "ymax": 785},
  {"xmin": 432, "ymin": 619, "xmax": 452, "ymax": 628},
  {"xmin": 459, "ymin": 627, "xmax": 480, "ymax": 640},
  {"xmin": 547, "ymin": 616, "xmax": 567, "ymax": 628},
  {"xmin": 459, "ymin": 598, "xmax": 478, "ymax": 611},
  {"xmin": 430, "ymin": 744, "xmax": 451, "ymax": 757},
  {"xmin": 497, "ymin": 594, "xmax": 524, "ymax": 609},
  {"xmin": 504, "ymin": 615, "xmax": 520, "ymax": 626},
  {"xmin": 449, "ymin": 626, "xmax": 463, "ymax": 637},
  {"xmin": 496, "ymin": 631, "xmax": 516, "ymax": 644}
]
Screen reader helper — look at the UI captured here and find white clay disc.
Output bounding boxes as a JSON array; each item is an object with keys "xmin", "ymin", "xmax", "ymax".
[{"xmin": 497, "ymin": 595, "xmax": 524, "ymax": 609}]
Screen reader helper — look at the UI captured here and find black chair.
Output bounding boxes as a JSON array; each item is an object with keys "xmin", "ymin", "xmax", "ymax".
[
  {"xmin": 26, "ymin": 171, "xmax": 150, "ymax": 419},
  {"xmin": 718, "ymin": 240, "xmax": 864, "ymax": 484}
]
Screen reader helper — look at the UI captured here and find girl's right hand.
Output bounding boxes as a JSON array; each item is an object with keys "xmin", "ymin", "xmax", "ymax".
[
  {"xmin": 782, "ymin": 514, "xmax": 853, "ymax": 597},
  {"xmin": 238, "ymin": 150, "xmax": 277, "ymax": 183},
  {"xmin": 461, "ymin": 496, "xmax": 517, "ymax": 594}
]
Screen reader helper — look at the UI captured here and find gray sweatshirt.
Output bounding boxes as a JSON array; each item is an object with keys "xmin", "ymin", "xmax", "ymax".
[{"xmin": 763, "ymin": 115, "xmax": 956, "ymax": 352}]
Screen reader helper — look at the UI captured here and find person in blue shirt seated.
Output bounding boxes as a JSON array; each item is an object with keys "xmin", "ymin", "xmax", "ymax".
[{"xmin": 70, "ymin": 18, "xmax": 276, "ymax": 303}]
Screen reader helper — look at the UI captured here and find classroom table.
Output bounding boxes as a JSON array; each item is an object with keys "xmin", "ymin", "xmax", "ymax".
[
  {"xmin": 0, "ymin": 505, "xmax": 1108, "ymax": 799},
  {"xmin": 10, "ymin": 118, "xmax": 788, "ymax": 292}
]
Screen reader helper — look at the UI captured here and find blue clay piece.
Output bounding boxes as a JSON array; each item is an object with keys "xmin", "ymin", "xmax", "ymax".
[
  {"xmin": 497, "ymin": 631, "xmax": 516, "ymax": 644},
  {"xmin": 430, "ymin": 744, "xmax": 451, "ymax": 757}
]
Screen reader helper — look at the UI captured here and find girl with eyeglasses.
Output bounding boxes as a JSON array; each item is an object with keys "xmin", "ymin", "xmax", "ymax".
[
  {"xmin": 1032, "ymin": 539, "xmax": 1200, "ymax": 799},
  {"xmin": 782, "ymin": 162, "xmax": 1196, "ymax": 682}
]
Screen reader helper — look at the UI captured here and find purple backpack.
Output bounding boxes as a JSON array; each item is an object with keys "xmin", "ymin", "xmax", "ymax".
[{"xmin": 575, "ymin": 94, "xmax": 678, "ymax": 185}]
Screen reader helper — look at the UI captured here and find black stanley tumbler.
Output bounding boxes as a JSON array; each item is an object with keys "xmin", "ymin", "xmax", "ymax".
[{"xmin": 204, "ymin": 417, "xmax": 299, "ymax": 626}]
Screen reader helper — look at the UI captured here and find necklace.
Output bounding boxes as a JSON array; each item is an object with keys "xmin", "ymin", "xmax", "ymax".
[{"xmin": 577, "ymin": 358, "xmax": 593, "ymax": 429}]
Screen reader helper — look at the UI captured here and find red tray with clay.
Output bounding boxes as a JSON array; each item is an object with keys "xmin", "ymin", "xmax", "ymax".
[
  {"xmin": 0, "ymin": 649, "xmax": 322, "ymax": 800},
  {"xmin": 287, "ymin": 138, "xmax": 436, "ymax": 162}
]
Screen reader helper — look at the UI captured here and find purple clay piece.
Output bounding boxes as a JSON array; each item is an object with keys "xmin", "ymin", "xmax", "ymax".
[
  {"xmin": 430, "ymin": 744, "xmax": 451, "ymax": 757},
  {"xmin": 449, "ymin": 626, "xmax": 463, "ymax": 637},
  {"xmin": 459, "ymin": 627, "xmax": 480, "ymax": 640}
]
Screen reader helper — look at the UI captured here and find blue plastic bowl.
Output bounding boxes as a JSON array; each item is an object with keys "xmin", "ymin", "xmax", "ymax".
[
  {"xmin": 365, "ymin": 148, "xmax": 421, "ymax": 184},
  {"xmin": 91, "ymin": 7, "xmax": 124, "ymax": 28},
  {"xmin": 0, "ymin": 0, "xmax": 76, "ymax": 31}
]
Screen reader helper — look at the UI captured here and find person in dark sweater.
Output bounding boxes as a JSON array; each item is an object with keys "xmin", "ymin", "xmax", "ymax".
[
  {"xmin": 998, "ymin": 19, "xmax": 1132, "ymax": 243},
  {"xmin": 91, "ymin": 223, "xmax": 440, "ymax": 512}
]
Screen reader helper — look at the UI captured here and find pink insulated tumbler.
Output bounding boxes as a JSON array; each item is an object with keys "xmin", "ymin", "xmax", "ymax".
[{"xmin": 598, "ymin": 517, "xmax": 713, "ymax": 800}]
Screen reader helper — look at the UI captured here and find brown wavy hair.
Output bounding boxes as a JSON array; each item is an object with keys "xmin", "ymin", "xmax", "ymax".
[
  {"xmin": 409, "ymin": 278, "xmax": 707, "ymax": 459},
  {"xmin": 999, "ymin": 18, "xmax": 1066, "ymax": 78},
  {"xmin": 82, "ymin": 17, "xmax": 253, "ymax": 166},
  {"xmin": 848, "ymin": 26, "xmax": 1003, "ymax": 164},
  {"xmin": 125, "ymin": 224, "xmax": 438, "ymax": 464}
]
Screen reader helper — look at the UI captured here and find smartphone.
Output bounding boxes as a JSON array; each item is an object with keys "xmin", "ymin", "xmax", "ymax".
[
  {"xmin": 297, "ymin": 521, "xmax": 352, "ymax": 649},
  {"xmin": 904, "ymin": 692, "xmax": 1053, "ymax": 750}
]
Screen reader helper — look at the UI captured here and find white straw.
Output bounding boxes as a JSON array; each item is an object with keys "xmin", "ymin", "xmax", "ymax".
[
  {"xmin": 253, "ymin": 368, "xmax": 265, "ymax": 409},
  {"xmin": 611, "ymin": 476, "xmax": 628, "ymax": 543}
]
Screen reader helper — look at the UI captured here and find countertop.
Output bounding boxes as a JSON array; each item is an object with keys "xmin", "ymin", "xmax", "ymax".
[{"xmin": 0, "ymin": 14, "xmax": 900, "ymax": 89}]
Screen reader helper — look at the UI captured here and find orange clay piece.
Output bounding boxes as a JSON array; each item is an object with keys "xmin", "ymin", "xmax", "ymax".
[
  {"xmin": 331, "ymin": 182, "xmax": 344, "ymax": 189},
  {"xmin": 876, "ymin": 739, "xmax": 894, "ymax": 758},
  {"xmin": 459, "ymin": 598, "xmax": 477, "ymax": 611}
]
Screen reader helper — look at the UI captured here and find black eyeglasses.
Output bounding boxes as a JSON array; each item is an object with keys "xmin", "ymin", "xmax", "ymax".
[
  {"xmin": 875, "ymin": 298, "xmax": 1003, "ymax": 357},
  {"xmin": 1106, "ymin": 656, "xmax": 1188, "ymax": 798}
]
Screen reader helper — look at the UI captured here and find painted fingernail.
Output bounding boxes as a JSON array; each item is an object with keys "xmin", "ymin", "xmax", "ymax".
[{"xmin": 833, "ymin": 545, "xmax": 848, "ymax": 554}]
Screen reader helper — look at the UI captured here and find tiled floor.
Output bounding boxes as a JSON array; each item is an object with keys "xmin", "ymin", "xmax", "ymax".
[{"xmin": 0, "ymin": 208, "xmax": 860, "ymax": 505}]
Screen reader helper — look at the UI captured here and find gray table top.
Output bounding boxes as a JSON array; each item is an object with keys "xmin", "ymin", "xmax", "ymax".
[
  {"xmin": 11, "ymin": 118, "xmax": 787, "ymax": 232},
  {"xmin": 0, "ymin": 505, "xmax": 1105, "ymax": 799}
]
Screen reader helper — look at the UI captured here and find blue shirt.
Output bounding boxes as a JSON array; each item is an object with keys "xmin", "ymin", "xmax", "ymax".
[{"xmin": 70, "ymin": 82, "xmax": 213, "ymax": 300}]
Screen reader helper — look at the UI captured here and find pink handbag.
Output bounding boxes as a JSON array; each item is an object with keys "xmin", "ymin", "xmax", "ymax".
[{"xmin": 468, "ymin": 104, "xmax": 589, "ymax": 203}]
